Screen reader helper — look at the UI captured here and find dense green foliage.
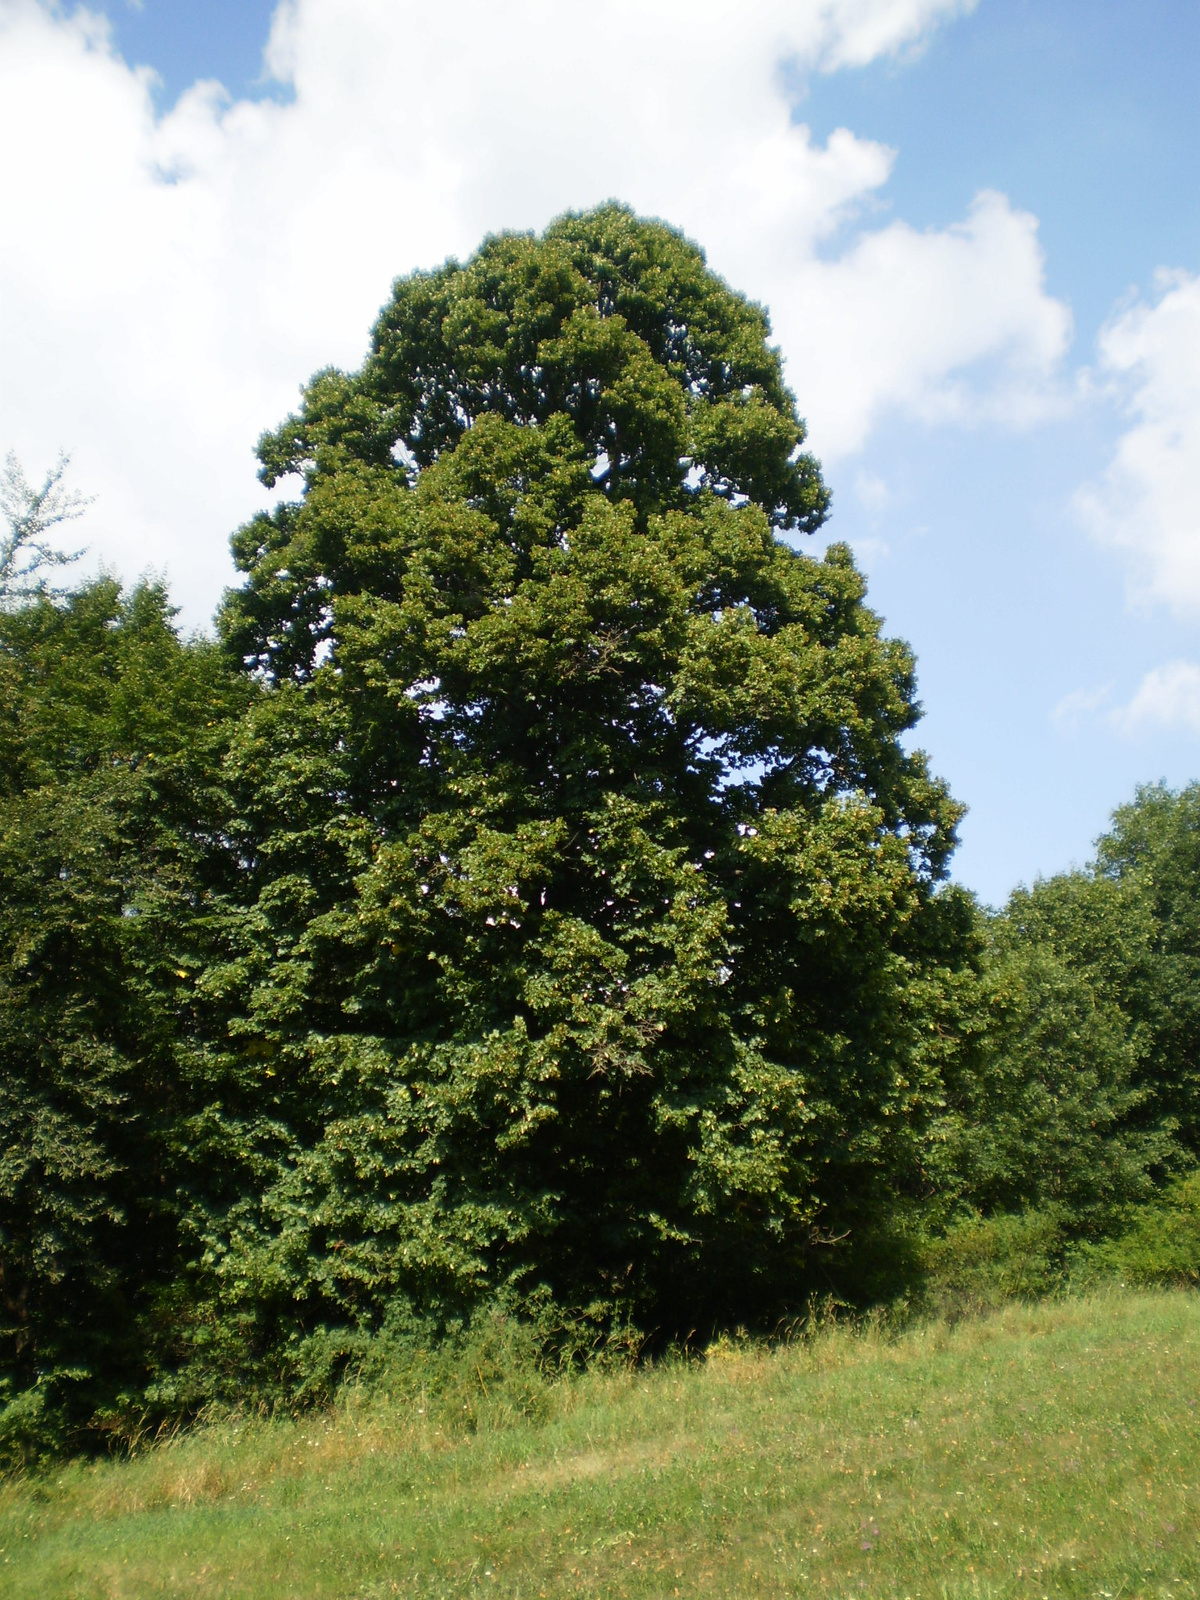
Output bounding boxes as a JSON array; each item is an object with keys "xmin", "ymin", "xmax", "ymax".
[
  {"xmin": 0, "ymin": 581, "xmax": 251, "ymax": 1454},
  {"xmin": 950, "ymin": 786, "xmax": 1200, "ymax": 1216},
  {"xmin": 937, "ymin": 901, "xmax": 1171, "ymax": 1229},
  {"xmin": 205, "ymin": 201, "xmax": 968, "ymax": 1355},
  {"xmin": 1, "ymin": 205, "xmax": 1198, "ymax": 1465}
]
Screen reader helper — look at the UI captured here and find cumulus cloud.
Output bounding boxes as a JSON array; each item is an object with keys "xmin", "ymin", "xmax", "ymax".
[
  {"xmin": 779, "ymin": 189, "xmax": 1072, "ymax": 453},
  {"xmin": 1058, "ymin": 663, "xmax": 1200, "ymax": 740},
  {"xmin": 1076, "ymin": 271, "xmax": 1200, "ymax": 615},
  {"xmin": 0, "ymin": 0, "xmax": 1069, "ymax": 625},
  {"xmin": 1111, "ymin": 661, "xmax": 1200, "ymax": 738}
]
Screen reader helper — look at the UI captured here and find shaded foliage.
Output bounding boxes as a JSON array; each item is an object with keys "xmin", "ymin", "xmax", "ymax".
[
  {"xmin": 1097, "ymin": 784, "xmax": 1200, "ymax": 1147},
  {"xmin": 0, "ymin": 581, "xmax": 250, "ymax": 1453}
]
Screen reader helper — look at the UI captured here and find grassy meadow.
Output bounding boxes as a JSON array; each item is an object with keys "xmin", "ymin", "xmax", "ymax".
[{"xmin": 2, "ymin": 1288, "xmax": 1198, "ymax": 1599}]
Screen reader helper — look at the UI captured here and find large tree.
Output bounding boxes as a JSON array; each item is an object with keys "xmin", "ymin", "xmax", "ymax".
[{"xmin": 207, "ymin": 204, "xmax": 967, "ymax": 1346}]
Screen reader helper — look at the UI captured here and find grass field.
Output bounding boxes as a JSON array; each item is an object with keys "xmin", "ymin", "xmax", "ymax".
[{"xmin": 2, "ymin": 1289, "xmax": 1198, "ymax": 1598}]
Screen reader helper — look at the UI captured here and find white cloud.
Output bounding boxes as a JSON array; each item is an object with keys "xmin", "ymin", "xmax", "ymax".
[
  {"xmin": 0, "ymin": 0, "xmax": 1068, "ymax": 626},
  {"xmin": 1075, "ymin": 270, "xmax": 1200, "ymax": 615},
  {"xmin": 779, "ymin": 190, "xmax": 1072, "ymax": 455},
  {"xmin": 1051, "ymin": 683, "xmax": 1111, "ymax": 733},
  {"xmin": 809, "ymin": 0, "xmax": 976, "ymax": 67},
  {"xmin": 1111, "ymin": 661, "xmax": 1200, "ymax": 738}
]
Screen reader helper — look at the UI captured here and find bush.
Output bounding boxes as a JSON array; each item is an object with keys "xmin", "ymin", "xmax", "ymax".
[
  {"xmin": 919, "ymin": 1209, "xmax": 1071, "ymax": 1320},
  {"xmin": 1075, "ymin": 1171, "xmax": 1200, "ymax": 1290}
]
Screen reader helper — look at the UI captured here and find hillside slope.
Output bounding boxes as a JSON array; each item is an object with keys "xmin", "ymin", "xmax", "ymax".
[{"xmin": 3, "ymin": 1290, "xmax": 1199, "ymax": 1598}]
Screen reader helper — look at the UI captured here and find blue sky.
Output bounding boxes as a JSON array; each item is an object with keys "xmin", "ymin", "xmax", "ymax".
[
  {"xmin": 106, "ymin": 0, "xmax": 281, "ymax": 106},
  {"xmin": 799, "ymin": 1, "xmax": 1200, "ymax": 330},
  {"xmin": 2, "ymin": 0, "xmax": 1198, "ymax": 905},
  {"xmin": 799, "ymin": 0, "xmax": 1200, "ymax": 898}
]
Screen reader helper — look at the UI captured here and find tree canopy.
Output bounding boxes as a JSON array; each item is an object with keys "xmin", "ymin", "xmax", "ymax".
[
  {"xmin": 208, "ymin": 204, "xmax": 967, "ymax": 1344},
  {"xmin": 7, "ymin": 205, "xmax": 1194, "ymax": 1466}
]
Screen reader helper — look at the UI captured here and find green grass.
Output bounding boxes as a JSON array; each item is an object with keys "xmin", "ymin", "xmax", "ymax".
[{"xmin": 3, "ymin": 1290, "xmax": 1199, "ymax": 1598}]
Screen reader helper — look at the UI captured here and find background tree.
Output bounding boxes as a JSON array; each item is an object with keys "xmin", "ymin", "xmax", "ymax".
[
  {"xmin": 931, "ymin": 787, "xmax": 1200, "ymax": 1243},
  {"xmin": 0, "ymin": 580, "xmax": 250, "ymax": 1456},
  {"xmin": 937, "ymin": 909, "xmax": 1171, "ymax": 1230},
  {"xmin": 0, "ymin": 453, "xmax": 87, "ymax": 607},
  {"xmin": 1096, "ymin": 783, "xmax": 1200, "ymax": 1148}
]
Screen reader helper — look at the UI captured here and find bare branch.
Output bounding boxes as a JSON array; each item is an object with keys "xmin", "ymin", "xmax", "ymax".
[{"xmin": 0, "ymin": 452, "xmax": 91, "ymax": 605}]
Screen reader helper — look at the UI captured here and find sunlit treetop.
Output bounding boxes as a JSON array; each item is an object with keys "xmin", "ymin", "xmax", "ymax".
[{"xmin": 255, "ymin": 203, "xmax": 830, "ymax": 534}]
